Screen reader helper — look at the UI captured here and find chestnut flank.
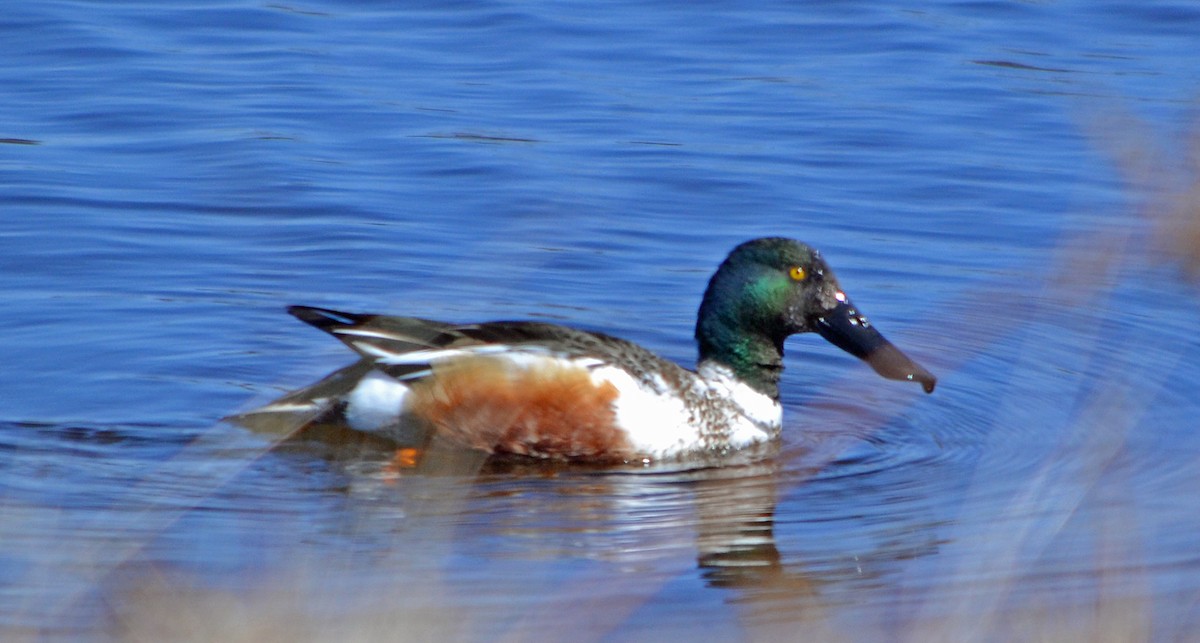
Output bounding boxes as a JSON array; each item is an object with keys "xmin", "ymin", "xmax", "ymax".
[{"xmin": 406, "ymin": 358, "xmax": 634, "ymax": 461}]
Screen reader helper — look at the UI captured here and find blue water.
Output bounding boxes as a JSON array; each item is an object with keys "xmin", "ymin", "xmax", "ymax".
[{"xmin": 3, "ymin": 0, "xmax": 1200, "ymax": 639}]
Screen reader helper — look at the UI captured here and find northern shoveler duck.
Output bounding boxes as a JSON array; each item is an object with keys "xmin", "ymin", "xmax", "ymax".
[{"xmin": 235, "ymin": 238, "xmax": 935, "ymax": 463}]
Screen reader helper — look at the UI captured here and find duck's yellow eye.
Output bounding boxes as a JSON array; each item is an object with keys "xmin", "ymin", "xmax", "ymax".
[{"xmin": 789, "ymin": 265, "xmax": 807, "ymax": 281}]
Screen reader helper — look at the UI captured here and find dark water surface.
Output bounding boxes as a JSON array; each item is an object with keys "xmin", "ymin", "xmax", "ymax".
[{"xmin": 3, "ymin": 0, "xmax": 1200, "ymax": 640}]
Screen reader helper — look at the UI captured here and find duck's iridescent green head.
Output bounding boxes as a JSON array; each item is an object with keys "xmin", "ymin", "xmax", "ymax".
[{"xmin": 695, "ymin": 237, "xmax": 936, "ymax": 398}]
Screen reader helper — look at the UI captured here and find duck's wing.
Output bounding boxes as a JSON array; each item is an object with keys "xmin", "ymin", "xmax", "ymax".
[
  {"xmin": 288, "ymin": 305, "xmax": 670, "ymax": 381},
  {"xmin": 289, "ymin": 306, "xmax": 460, "ymax": 358}
]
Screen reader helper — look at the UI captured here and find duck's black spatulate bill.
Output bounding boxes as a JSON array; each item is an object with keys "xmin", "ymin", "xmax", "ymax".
[{"xmin": 813, "ymin": 299, "xmax": 936, "ymax": 394}]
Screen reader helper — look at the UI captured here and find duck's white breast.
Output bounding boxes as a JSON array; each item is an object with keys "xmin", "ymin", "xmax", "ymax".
[{"xmin": 589, "ymin": 366, "xmax": 701, "ymax": 459}]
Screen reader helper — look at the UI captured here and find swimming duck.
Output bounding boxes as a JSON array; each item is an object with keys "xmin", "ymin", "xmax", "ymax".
[{"xmin": 237, "ymin": 238, "xmax": 935, "ymax": 462}]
